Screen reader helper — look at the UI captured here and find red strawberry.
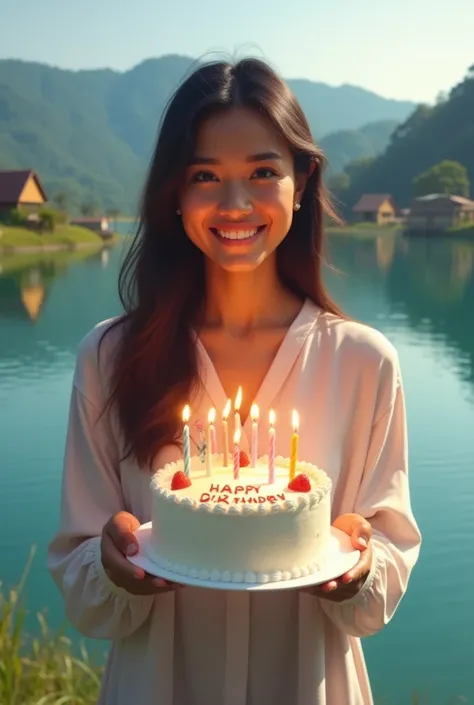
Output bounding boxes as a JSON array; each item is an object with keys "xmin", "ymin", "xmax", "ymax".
[
  {"xmin": 171, "ymin": 470, "xmax": 192, "ymax": 490},
  {"xmin": 288, "ymin": 473, "xmax": 311, "ymax": 493},
  {"xmin": 239, "ymin": 451, "xmax": 250, "ymax": 467}
]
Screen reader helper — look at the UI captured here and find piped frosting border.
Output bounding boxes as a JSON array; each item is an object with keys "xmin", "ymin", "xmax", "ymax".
[
  {"xmin": 150, "ymin": 455, "xmax": 331, "ymax": 515},
  {"xmin": 145, "ymin": 543, "xmax": 323, "ymax": 584}
]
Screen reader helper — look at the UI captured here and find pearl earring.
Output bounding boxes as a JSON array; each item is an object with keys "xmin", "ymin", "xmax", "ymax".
[
  {"xmin": 294, "ymin": 202, "xmax": 301, "ymax": 211},
  {"xmin": 176, "ymin": 209, "xmax": 181, "ymax": 215}
]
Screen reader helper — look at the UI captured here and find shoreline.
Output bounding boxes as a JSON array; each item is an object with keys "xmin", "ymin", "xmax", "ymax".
[{"xmin": 0, "ymin": 241, "xmax": 110, "ymax": 256}]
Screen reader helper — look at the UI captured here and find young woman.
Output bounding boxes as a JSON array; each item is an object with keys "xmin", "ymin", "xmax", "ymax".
[{"xmin": 48, "ymin": 58, "xmax": 421, "ymax": 705}]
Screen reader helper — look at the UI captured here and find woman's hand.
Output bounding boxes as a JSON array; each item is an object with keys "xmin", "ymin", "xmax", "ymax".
[
  {"xmin": 302, "ymin": 513, "xmax": 373, "ymax": 603},
  {"xmin": 101, "ymin": 511, "xmax": 182, "ymax": 596}
]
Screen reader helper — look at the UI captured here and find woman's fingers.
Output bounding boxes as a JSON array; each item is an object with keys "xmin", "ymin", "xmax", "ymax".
[
  {"xmin": 101, "ymin": 531, "xmax": 144, "ymax": 581},
  {"xmin": 350, "ymin": 520, "xmax": 372, "ymax": 550},
  {"xmin": 340, "ymin": 546, "xmax": 372, "ymax": 584},
  {"xmin": 104, "ymin": 511, "xmax": 141, "ymax": 557},
  {"xmin": 332, "ymin": 513, "xmax": 372, "ymax": 550},
  {"xmin": 303, "ymin": 544, "xmax": 373, "ymax": 600}
]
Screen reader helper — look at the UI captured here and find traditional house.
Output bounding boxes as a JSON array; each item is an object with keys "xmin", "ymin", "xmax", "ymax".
[
  {"xmin": 70, "ymin": 216, "xmax": 111, "ymax": 236},
  {"xmin": 352, "ymin": 194, "xmax": 397, "ymax": 224},
  {"xmin": 406, "ymin": 194, "xmax": 474, "ymax": 233},
  {"xmin": 0, "ymin": 170, "xmax": 48, "ymax": 217}
]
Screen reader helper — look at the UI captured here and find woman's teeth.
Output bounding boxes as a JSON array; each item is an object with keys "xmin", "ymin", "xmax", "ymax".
[{"xmin": 216, "ymin": 228, "xmax": 259, "ymax": 240}]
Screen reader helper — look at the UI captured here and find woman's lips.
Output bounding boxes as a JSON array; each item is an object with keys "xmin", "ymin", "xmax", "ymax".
[{"xmin": 210, "ymin": 225, "xmax": 266, "ymax": 243}]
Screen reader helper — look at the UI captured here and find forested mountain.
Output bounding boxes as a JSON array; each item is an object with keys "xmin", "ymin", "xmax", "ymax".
[
  {"xmin": 0, "ymin": 55, "xmax": 414, "ymax": 214},
  {"xmin": 320, "ymin": 120, "xmax": 398, "ymax": 175},
  {"xmin": 335, "ymin": 65, "xmax": 474, "ymax": 211}
]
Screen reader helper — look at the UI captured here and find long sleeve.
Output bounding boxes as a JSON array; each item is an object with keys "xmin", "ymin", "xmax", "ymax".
[
  {"xmin": 47, "ymin": 343, "xmax": 155, "ymax": 640},
  {"xmin": 320, "ymin": 359, "xmax": 422, "ymax": 638}
]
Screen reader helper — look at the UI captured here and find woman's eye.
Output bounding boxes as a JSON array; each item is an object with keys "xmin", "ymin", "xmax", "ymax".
[
  {"xmin": 252, "ymin": 167, "xmax": 278, "ymax": 179},
  {"xmin": 191, "ymin": 171, "xmax": 217, "ymax": 183}
]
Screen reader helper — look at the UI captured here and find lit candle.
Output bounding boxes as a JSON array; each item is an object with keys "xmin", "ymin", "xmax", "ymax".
[
  {"xmin": 206, "ymin": 408, "xmax": 216, "ymax": 476},
  {"xmin": 234, "ymin": 386, "xmax": 242, "ymax": 433},
  {"xmin": 289, "ymin": 410, "xmax": 299, "ymax": 481},
  {"xmin": 222, "ymin": 399, "xmax": 231, "ymax": 467},
  {"xmin": 268, "ymin": 409, "xmax": 276, "ymax": 484},
  {"xmin": 233, "ymin": 428, "xmax": 241, "ymax": 480},
  {"xmin": 208, "ymin": 407, "xmax": 217, "ymax": 453},
  {"xmin": 182, "ymin": 405, "xmax": 191, "ymax": 477},
  {"xmin": 251, "ymin": 403, "xmax": 259, "ymax": 467}
]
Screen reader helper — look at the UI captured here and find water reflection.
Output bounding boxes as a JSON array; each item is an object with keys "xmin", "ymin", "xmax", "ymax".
[
  {"xmin": 1, "ymin": 234, "xmax": 474, "ymax": 394},
  {"xmin": 387, "ymin": 237, "xmax": 474, "ymax": 388},
  {"xmin": 326, "ymin": 233, "xmax": 474, "ymax": 391},
  {"xmin": 0, "ymin": 245, "xmax": 124, "ymax": 380}
]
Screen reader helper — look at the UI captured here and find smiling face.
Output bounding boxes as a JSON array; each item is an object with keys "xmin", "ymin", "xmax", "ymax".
[{"xmin": 179, "ymin": 107, "xmax": 306, "ymax": 273}]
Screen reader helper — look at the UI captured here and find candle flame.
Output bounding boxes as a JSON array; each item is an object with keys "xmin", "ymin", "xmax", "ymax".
[
  {"xmin": 208, "ymin": 407, "xmax": 216, "ymax": 424},
  {"xmin": 233, "ymin": 428, "xmax": 241, "ymax": 445},
  {"xmin": 269, "ymin": 409, "xmax": 276, "ymax": 426},
  {"xmin": 234, "ymin": 386, "xmax": 242, "ymax": 412},
  {"xmin": 292, "ymin": 409, "xmax": 299, "ymax": 431},
  {"xmin": 251, "ymin": 403, "xmax": 259, "ymax": 421},
  {"xmin": 223, "ymin": 399, "xmax": 231, "ymax": 419},
  {"xmin": 182, "ymin": 405, "xmax": 190, "ymax": 423}
]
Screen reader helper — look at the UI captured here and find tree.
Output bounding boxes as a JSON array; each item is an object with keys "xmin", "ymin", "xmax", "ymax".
[
  {"xmin": 38, "ymin": 207, "xmax": 59, "ymax": 232},
  {"xmin": 413, "ymin": 160, "xmax": 470, "ymax": 198},
  {"xmin": 345, "ymin": 157, "xmax": 374, "ymax": 184},
  {"xmin": 326, "ymin": 173, "xmax": 350, "ymax": 211},
  {"xmin": 53, "ymin": 191, "xmax": 69, "ymax": 212},
  {"xmin": 106, "ymin": 207, "xmax": 121, "ymax": 230},
  {"xmin": 80, "ymin": 200, "xmax": 99, "ymax": 217}
]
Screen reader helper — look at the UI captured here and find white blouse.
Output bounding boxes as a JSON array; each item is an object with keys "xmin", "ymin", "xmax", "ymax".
[{"xmin": 48, "ymin": 299, "xmax": 421, "ymax": 705}]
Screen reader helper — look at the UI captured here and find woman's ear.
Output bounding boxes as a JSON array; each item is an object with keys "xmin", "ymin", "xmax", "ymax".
[{"xmin": 294, "ymin": 160, "xmax": 316, "ymax": 205}]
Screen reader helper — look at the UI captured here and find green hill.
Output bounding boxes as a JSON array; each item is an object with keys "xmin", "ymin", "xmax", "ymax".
[
  {"xmin": 0, "ymin": 56, "xmax": 415, "ymax": 214},
  {"xmin": 337, "ymin": 65, "xmax": 474, "ymax": 211},
  {"xmin": 320, "ymin": 120, "xmax": 398, "ymax": 175}
]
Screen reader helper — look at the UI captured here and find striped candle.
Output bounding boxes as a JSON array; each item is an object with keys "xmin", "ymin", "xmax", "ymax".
[
  {"xmin": 222, "ymin": 399, "xmax": 231, "ymax": 467},
  {"xmin": 250, "ymin": 403, "xmax": 259, "ymax": 467},
  {"xmin": 268, "ymin": 409, "xmax": 276, "ymax": 484},
  {"xmin": 233, "ymin": 428, "xmax": 241, "ymax": 480},
  {"xmin": 208, "ymin": 408, "xmax": 217, "ymax": 453},
  {"xmin": 182, "ymin": 405, "xmax": 191, "ymax": 477},
  {"xmin": 234, "ymin": 386, "xmax": 242, "ymax": 434}
]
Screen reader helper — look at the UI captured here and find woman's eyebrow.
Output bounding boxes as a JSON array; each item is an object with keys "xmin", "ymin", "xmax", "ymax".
[{"xmin": 188, "ymin": 151, "xmax": 283, "ymax": 166}]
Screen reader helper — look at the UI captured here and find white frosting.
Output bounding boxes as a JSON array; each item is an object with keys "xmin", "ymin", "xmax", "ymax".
[{"xmin": 149, "ymin": 454, "xmax": 332, "ymax": 584}]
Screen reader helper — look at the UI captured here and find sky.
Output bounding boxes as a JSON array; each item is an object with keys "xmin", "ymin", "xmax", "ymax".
[{"xmin": 1, "ymin": 0, "xmax": 473, "ymax": 103}]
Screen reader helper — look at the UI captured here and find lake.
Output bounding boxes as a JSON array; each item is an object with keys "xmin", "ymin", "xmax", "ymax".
[{"xmin": 1, "ymin": 230, "xmax": 473, "ymax": 705}]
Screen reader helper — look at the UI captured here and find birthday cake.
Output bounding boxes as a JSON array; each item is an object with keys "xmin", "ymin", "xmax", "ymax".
[{"xmin": 148, "ymin": 454, "xmax": 332, "ymax": 584}]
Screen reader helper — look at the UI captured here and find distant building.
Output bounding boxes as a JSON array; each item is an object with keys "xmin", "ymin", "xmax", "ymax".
[
  {"xmin": 406, "ymin": 193, "xmax": 474, "ymax": 232},
  {"xmin": 70, "ymin": 217, "xmax": 110, "ymax": 234},
  {"xmin": 70, "ymin": 217, "xmax": 115, "ymax": 239},
  {"xmin": 352, "ymin": 194, "xmax": 397, "ymax": 224},
  {"xmin": 0, "ymin": 170, "xmax": 48, "ymax": 216}
]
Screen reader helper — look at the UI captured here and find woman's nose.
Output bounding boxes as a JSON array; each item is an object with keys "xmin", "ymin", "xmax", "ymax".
[{"xmin": 217, "ymin": 182, "xmax": 253, "ymax": 219}]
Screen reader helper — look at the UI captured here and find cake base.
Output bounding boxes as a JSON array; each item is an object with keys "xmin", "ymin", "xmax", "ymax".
[{"xmin": 128, "ymin": 522, "xmax": 360, "ymax": 591}]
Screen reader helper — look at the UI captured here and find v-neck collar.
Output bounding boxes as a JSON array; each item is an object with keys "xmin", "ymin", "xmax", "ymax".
[{"xmin": 195, "ymin": 298, "xmax": 320, "ymax": 433}]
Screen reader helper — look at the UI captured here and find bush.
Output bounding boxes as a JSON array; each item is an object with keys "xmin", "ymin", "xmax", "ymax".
[
  {"xmin": 39, "ymin": 207, "xmax": 68, "ymax": 232},
  {"xmin": 0, "ymin": 208, "xmax": 29, "ymax": 227}
]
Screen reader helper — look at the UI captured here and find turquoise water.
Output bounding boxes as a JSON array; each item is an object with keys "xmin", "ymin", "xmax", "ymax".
[{"xmin": 0, "ymin": 231, "xmax": 473, "ymax": 704}]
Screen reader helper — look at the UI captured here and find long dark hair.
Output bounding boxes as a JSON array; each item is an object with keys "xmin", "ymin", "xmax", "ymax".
[{"xmin": 101, "ymin": 57, "xmax": 345, "ymax": 468}]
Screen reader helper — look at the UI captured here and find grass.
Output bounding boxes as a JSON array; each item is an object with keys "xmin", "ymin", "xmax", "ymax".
[
  {"xmin": 0, "ymin": 549, "xmax": 102, "ymax": 705},
  {"xmin": 0, "ymin": 225, "xmax": 118, "ymax": 251},
  {"xmin": 0, "ymin": 551, "xmax": 468, "ymax": 705},
  {"xmin": 447, "ymin": 223, "xmax": 474, "ymax": 237},
  {"xmin": 327, "ymin": 223, "xmax": 402, "ymax": 238},
  {"xmin": 0, "ymin": 247, "xmax": 108, "ymax": 276}
]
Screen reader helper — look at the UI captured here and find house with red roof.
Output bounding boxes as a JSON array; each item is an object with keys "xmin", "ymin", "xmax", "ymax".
[{"xmin": 352, "ymin": 194, "xmax": 397, "ymax": 224}]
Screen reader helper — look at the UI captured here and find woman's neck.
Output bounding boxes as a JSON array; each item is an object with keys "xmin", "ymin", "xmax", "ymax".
[{"xmin": 203, "ymin": 256, "xmax": 303, "ymax": 336}]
